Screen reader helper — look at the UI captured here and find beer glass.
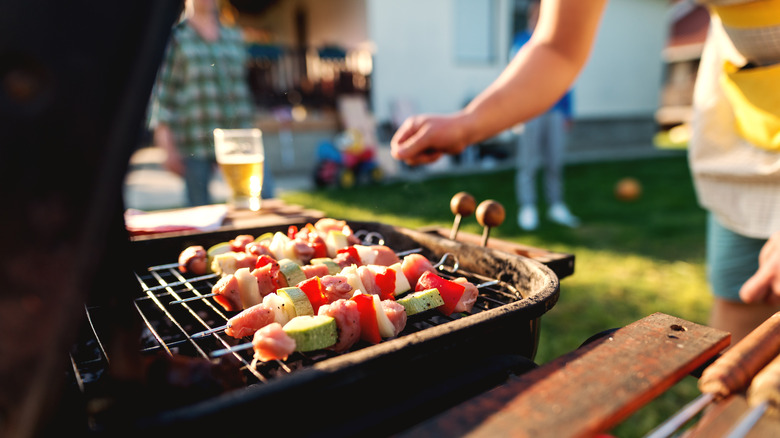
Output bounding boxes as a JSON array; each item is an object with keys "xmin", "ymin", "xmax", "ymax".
[{"xmin": 213, "ymin": 128, "xmax": 265, "ymax": 211}]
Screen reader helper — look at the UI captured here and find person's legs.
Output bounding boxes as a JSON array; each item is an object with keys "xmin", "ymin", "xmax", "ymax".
[
  {"xmin": 706, "ymin": 214, "xmax": 779, "ymax": 345},
  {"xmin": 516, "ymin": 118, "xmax": 542, "ymax": 230},
  {"xmin": 183, "ymin": 157, "xmax": 213, "ymax": 206},
  {"xmin": 542, "ymin": 111, "xmax": 579, "ymax": 227}
]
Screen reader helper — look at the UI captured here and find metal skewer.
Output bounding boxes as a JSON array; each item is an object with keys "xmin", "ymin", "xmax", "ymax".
[
  {"xmin": 724, "ymin": 401, "xmax": 768, "ymax": 438},
  {"xmin": 644, "ymin": 393, "xmax": 714, "ymax": 438}
]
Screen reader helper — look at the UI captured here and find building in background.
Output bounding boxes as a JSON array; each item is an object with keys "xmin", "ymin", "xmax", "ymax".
[{"xmin": 224, "ymin": 0, "xmax": 672, "ymax": 175}]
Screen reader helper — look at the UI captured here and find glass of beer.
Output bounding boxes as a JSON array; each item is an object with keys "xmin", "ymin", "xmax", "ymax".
[{"xmin": 213, "ymin": 128, "xmax": 265, "ymax": 211}]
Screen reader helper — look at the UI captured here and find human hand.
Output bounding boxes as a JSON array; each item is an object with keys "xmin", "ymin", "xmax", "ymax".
[
  {"xmin": 162, "ymin": 148, "xmax": 185, "ymax": 177},
  {"xmin": 390, "ymin": 113, "xmax": 472, "ymax": 166},
  {"xmin": 740, "ymin": 231, "xmax": 780, "ymax": 306}
]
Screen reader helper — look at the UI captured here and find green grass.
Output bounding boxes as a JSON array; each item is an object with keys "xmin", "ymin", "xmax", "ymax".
[{"xmin": 281, "ymin": 154, "xmax": 711, "ymax": 437}]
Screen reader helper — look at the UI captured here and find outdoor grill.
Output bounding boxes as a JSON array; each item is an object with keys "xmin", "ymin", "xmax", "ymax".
[
  {"xmin": 66, "ymin": 220, "xmax": 560, "ymax": 437},
  {"xmin": 4, "ymin": 2, "xmax": 777, "ymax": 437}
]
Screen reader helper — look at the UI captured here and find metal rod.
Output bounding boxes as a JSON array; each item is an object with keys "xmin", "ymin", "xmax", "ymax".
[
  {"xmin": 212, "ymin": 341, "xmax": 253, "ymax": 358},
  {"xmin": 191, "ymin": 324, "xmax": 229, "ymax": 338},
  {"xmin": 644, "ymin": 393, "xmax": 714, "ymax": 438},
  {"xmin": 169, "ymin": 292, "xmax": 217, "ymax": 305},
  {"xmin": 143, "ymin": 273, "xmax": 219, "ymax": 292},
  {"xmin": 724, "ymin": 401, "xmax": 768, "ymax": 438}
]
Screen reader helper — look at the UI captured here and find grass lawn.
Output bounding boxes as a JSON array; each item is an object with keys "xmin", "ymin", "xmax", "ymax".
[{"xmin": 281, "ymin": 153, "xmax": 712, "ymax": 437}]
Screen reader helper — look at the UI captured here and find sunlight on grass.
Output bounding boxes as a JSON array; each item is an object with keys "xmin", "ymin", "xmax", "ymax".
[{"xmin": 281, "ymin": 155, "xmax": 713, "ymax": 438}]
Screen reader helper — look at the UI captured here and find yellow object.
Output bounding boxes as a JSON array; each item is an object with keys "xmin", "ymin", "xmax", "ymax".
[
  {"xmin": 711, "ymin": 0, "xmax": 780, "ymax": 28},
  {"xmin": 720, "ymin": 60, "xmax": 780, "ymax": 151}
]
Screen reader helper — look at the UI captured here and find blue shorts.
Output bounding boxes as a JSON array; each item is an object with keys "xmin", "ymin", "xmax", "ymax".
[{"xmin": 706, "ymin": 214, "xmax": 766, "ymax": 301}]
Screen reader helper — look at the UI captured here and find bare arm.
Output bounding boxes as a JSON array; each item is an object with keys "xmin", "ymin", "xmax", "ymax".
[
  {"xmin": 391, "ymin": 0, "xmax": 607, "ymax": 166},
  {"xmin": 154, "ymin": 123, "xmax": 185, "ymax": 177}
]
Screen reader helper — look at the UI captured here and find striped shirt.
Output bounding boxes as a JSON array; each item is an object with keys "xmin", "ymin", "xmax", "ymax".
[
  {"xmin": 149, "ymin": 20, "xmax": 255, "ymax": 159},
  {"xmin": 689, "ymin": 0, "xmax": 780, "ymax": 238}
]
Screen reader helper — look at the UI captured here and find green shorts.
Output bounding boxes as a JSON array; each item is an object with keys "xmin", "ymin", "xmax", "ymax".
[{"xmin": 706, "ymin": 214, "xmax": 767, "ymax": 301}]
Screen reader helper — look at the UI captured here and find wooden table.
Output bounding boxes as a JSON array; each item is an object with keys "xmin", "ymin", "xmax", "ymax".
[
  {"xmin": 128, "ymin": 199, "xmax": 325, "ymax": 241},
  {"xmin": 398, "ymin": 313, "xmax": 737, "ymax": 437}
]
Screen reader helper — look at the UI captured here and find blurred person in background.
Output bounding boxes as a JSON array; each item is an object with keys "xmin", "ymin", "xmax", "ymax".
[
  {"xmin": 149, "ymin": 0, "xmax": 274, "ymax": 206},
  {"xmin": 391, "ymin": 0, "xmax": 780, "ymax": 344},
  {"xmin": 511, "ymin": 0, "xmax": 579, "ymax": 231}
]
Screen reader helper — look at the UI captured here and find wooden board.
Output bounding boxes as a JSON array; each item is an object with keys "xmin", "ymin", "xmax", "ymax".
[
  {"xmin": 129, "ymin": 199, "xmax": 324, "ymax": 241},
  {"xmin": 421, "ymin": 226, "xmax": 575, "ymax": 279},
  {"xmin": 398, "ymin": 313, "xmax": 730, "ymax": 438}
]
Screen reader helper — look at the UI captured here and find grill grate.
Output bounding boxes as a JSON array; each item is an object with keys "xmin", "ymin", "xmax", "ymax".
[{"xmin": 70, "ymin": 250, "xmax": 526, "ymax": 392}]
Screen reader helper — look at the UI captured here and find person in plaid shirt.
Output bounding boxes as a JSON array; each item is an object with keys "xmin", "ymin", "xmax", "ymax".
[{"xmin": 149, "ymin": 0, "xmax": 273, "ymax": 206}]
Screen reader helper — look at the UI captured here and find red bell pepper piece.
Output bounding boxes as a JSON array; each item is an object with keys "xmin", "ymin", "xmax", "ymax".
[
  {"xmin": 298, "ymin": 276, "xmax": 327, "ymax": 313},
  {"xmin": 337, "ymin": 246, "xmax": 362, "ymax": 266},
  {"xmin": 415, "ymin": 271, "xmax": 465, "ymax": 316},
  {"xmin": 374, "ymin": 267, "xmax": 396, "ymax": 301},
  {"xmin": 351, "ymin": 293, "xmax": 381, "ymax": 344},
  {"xmin": 254, "ymin": 255, "xmax": 284, "ymax": 289},
  {"xmin": 287, "ymin": 225, "xmax": 299, "ymax": 240}
]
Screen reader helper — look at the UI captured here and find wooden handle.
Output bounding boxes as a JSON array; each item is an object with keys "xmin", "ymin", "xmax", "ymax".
[
  {"xmin": 698, "ymin": 312, "xmax": 780, "ymax": 399},
  {"xmin": 476, "ymin": 200, "xmax": 505, "ymax": 229},
  {"xmin": 747, "ymin": 352, "xmax": 780, "ymax": 417},
  {"xmin": 450, "ymin": 192, "xmax": 476, "ymax": 217}
]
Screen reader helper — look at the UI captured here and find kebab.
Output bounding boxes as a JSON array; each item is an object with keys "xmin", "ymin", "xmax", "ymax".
[
  {"xmin": 194, "ymin": 252, "xmax": 444, "ymax": 337},
  {"xmin": 186, "ymin": 244, "xmax": 411, "ymax": 312},
  {"xmin": 193, "ymin": 253, "xmax": 478, "ymax": 342},
  {"xmin": 646, "ymin": 311, "xmax": 780, "ymax": 438},
  {"xmin": 178, "ymin": 218, "xmax": 364, "ymax": 276},
  {"xmin": 171, "ymin": 234, "xmax": 407, "ymax": 307},
  {"xmin": 212, "ymin": 290, "xmax": 408, "ymax": 362}
]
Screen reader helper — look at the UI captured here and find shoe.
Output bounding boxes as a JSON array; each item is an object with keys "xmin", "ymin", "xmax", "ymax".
[
  {"xmin": 518, "ymin": 205, "xmax": 539, "ymax": 231},
  {"xmin": 547, "ymin": 203, "xmax": 580, "ymax": 228}
]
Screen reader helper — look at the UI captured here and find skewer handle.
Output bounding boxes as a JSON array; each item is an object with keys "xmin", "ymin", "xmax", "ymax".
[
  {"xmin": 699, "ymin": 312, "xmax": 780, "ymax": 399},
  {"xmin": 475, "ymin": 200, "xmax": 505, "ymax": 247},
  {"xmin": 449, "ymin": 192, "xmax": 476, "ymax": 240}
]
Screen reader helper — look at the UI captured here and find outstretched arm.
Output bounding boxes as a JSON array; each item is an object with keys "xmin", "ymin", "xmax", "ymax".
[{"xmin": 391, "ymin": 0, "xmax": 607, "ymax": 166}]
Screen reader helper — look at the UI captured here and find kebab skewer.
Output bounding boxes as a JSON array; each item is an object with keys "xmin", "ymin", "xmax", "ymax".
[
  {"xmin": 192, "ymin": 252, "xmax": 476, "ymax": 340},
  {"xmin": 173, "ymin": 239, "xmax": 424, "ymax": 310},
  {"xmin": 645, "ymin": 311, "xmax": 780, "ymax": 438}
]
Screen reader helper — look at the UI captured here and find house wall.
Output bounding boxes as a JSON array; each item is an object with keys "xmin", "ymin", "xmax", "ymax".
[
  {"xmin": 368, "ymin": 0, "xmax": 669, "ymax": 125},
  {"xmin": 367, "ymin": 0, "xmax": 513, "ymax": 124}
]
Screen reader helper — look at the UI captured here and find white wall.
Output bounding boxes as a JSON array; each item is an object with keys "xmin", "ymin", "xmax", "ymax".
[
  {"xmin": 574, "ymin": 0, "xmax": 669, "ymax": 118},
  {"xmin": 367, "ymin": 0, "xmax": 513, "ymax": 123},
  {"xmin": 368, "ymin": 0, "xmax": 669, "ymax": 124}
]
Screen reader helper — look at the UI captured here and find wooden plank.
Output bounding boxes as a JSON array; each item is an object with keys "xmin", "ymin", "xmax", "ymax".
[
  {"xmin": 399, "ymin": 313, "xmax": 730, "ymax": 438},
  {"xmin": 129, "ymin": 199, "xmax": 324, "ymax": 241},
  {"xmin": 420, "ymin": 226, "xmax": 575, "ymax": 279}
]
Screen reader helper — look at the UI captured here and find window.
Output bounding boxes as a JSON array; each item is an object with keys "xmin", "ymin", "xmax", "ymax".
[{"xmin": 453, "ymin": 0, "xmax": 498, "ymax": 64}]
